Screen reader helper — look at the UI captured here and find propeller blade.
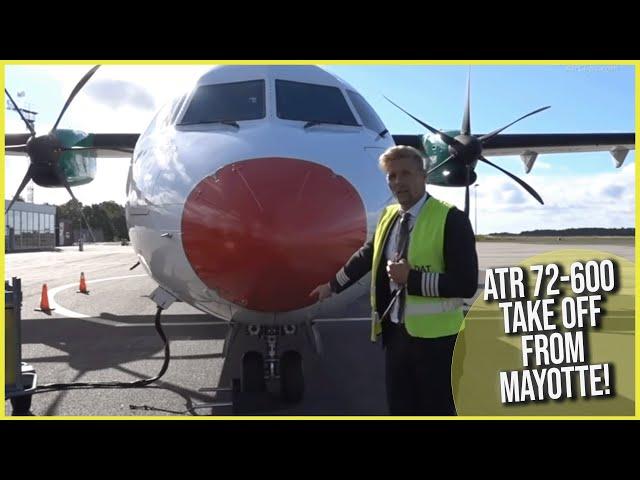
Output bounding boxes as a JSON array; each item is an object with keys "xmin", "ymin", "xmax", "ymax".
[
  {"xmin": 383, "ymin": 96, "xmax": 460, "ymax": 148},
  {"xmin": 479, "ymin": 106, "xmax": 551, "ymax": 143},
  {"xmin": 427, "ymin": 154, "xmax": 455, "ymax": 176},
  {"xmin": 6, "ymin": 165, "xmax": 34, "ymax": 213},
  {"xmin": 78, "ymin": 206, "xmax": 97, "ymax": 243},
  {"xmin": 5, "ymin": 89, "xmax": 36, "ymax": 136},
  {"xmin": 479, "ymin": 155, "xmax": 544, "ymax": 205},
  {"xmin": 461, "ymin": 73, "xmax": 471, "ymax": 136},
  {"xmin": 6, "ymin": 144, "xmax": 28, "ymax": 150},
  {"xmin": 51, "ymin": 65, "xmax": 100, "ymax": 132},
  {"xmin": 464, "ymin": 165, "xmax": 470, "ymax": 217},
  {"xmin": 57, "ymin": 168, "xmax": 97, "ymax": 242}
]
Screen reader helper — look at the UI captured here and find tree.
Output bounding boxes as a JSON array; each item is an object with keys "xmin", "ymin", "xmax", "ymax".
[
  {"xmin": 57, "ymin": 199, "xmax": 83, "ymax": 230},
  {"xmin": 98, "ymin": 201, "xmax": 127, "ymax": 241},
  {"xmin": 56, "ymin": 200, "xmax": 129, "ymax": 242}
]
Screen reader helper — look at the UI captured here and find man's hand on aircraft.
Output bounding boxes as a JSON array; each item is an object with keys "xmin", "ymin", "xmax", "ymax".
[{"xmin": 309, "ymin": 283, "xmax": 333, "ymax": 301}]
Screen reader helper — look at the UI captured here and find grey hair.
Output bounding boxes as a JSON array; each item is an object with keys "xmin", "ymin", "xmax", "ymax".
[{"xmin": 378, "ymin": 145, "xmax": 428, "ymax": 174}]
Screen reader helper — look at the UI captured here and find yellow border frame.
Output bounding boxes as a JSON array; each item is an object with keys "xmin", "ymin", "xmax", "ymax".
[{"xmin": 1, "ymin": 59, "xmax": 637, "ymax": 421}]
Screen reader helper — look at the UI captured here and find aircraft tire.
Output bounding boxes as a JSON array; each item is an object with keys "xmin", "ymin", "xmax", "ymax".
[
  {"xmin": 242, "ymin": 351, "xmax": 266, "ymax": 393},
  {"xmin": 280, "ymin": 350, "xmax": 304, "ymax": 403},
  {"xmin": 10, "ymin": 394, "xmax": 32, "ymax": 416}
]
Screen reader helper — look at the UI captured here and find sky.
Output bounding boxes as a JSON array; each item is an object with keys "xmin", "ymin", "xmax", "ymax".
[{"xmin": 3, "ymin": 63, "xmax": 635, "ymax": 234}]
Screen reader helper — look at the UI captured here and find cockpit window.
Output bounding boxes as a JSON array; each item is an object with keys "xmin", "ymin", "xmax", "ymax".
[
  {"xmin": 346, "ymin": 90, "xmax": 386, "ymax": 134},
  {"xmin": 179, "ymin": 80, "xmax": 265, "ymax": 124},
  {"xmin": 276, "ymin": 79, "xmax": 359, "ymax": 126},
  {"xmin": 169, "ymin": 93, "xmax": 188, "ymax": 125}
]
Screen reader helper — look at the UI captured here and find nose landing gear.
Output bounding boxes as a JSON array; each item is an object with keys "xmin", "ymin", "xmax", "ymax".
[{"xmin": 241, "ymin": 324, "xmax": 305, "ymax": 403}]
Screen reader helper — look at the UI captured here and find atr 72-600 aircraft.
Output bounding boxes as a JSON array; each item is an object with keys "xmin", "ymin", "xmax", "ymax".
[{"xmin": 5, "ymin": 65, "xmax": 635, "ymax": 403}]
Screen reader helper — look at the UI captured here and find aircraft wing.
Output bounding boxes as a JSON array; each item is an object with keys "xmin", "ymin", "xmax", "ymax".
[
  {"xmin": 5, "ymin": 133, "xmax": 139, "ymax": 158},
  {"xmin": 392, "ymin": 133, "xmax": 635, "ymax": 156},
  {"xmin": 392, "ymin": 132, "xmax": 634, "ymax": 173}
]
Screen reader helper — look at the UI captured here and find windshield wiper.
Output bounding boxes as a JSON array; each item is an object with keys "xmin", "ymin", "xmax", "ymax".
[
  {"xmin": 303, "ymin": 120, "xmax": 361, "ymax": 129},
  {"xmin": 377, "ymin": 128, "xmax": 389, "ymax": 139},
  {"xmin": 179, "ymin": 120, "xmax": 240, "ymax": 128},
  {"xmin": 304, "ymin": 120, "xmax": 328, "ymax": 129}
]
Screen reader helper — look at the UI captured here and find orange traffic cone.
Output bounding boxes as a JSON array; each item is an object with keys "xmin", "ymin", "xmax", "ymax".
[
  {"xmin": 78, "ymin": 272, "xmax": 89, "ymax": 294},
  {"xmin": 35, "ymin": 284, "xmax": 54, "ymax": 314}
]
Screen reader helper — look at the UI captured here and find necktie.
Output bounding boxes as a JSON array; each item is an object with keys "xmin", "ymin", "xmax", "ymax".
[
  {"xmin": 395, "ymin": 212, "xmax": 410, "ymax": 322},
  {"xmin": 396, "ymin": 212, "xmax": 411, "ymax": 261}
]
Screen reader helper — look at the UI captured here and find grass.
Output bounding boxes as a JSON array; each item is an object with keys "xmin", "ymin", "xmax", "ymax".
[{"xmin": 477, "ymin": 236, "xmax": 634, "ymax": 245}]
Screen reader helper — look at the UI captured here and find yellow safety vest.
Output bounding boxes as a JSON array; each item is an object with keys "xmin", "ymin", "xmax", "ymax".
[{"xmin": 370, "ymin": 197, "xmax": 465, "ymax": 341}]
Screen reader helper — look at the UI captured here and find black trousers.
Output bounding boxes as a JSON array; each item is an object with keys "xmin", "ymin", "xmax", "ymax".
[{"xmin": 382, "ymin": 321, "xmax": 458, "ymax": 416}]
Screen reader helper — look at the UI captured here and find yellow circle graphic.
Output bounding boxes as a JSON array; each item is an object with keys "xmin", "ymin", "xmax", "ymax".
[{"xmin": 453, "ymin": 249, "xmax": 634, "ymax": 416}]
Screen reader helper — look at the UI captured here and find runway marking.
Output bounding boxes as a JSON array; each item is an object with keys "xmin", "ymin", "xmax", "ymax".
[
  {"xmin": 48, "ymin": 274, "xmax": 148, "ymax": 323},
  {"xmin": 47, "ymin": 274, "xmax": 221, "ymax": 328}
]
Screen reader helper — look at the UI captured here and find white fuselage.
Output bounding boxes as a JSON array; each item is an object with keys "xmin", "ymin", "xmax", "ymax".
[{"xmin": 126, "ymin": 65, "xmax": 395, "ymax": 325}]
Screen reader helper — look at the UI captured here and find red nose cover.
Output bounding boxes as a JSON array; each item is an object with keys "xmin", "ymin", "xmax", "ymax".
[{"xmin": 182, "ymin": 157, "xmax": 366, "ymax": 312}]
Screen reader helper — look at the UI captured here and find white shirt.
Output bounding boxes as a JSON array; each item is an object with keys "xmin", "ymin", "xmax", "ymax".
[{"xmin": 384, "ymin": 192, "xmax": 428, "ymax": 323}]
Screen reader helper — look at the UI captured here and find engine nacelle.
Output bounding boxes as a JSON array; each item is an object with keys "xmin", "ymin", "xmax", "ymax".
[
  {"xmin": 29, "ymin": 129, "xmax": 97, "ymax": 188},
  {"xmin": 422, "ymin": 131, "xmax": 478, "ymax": 187}
]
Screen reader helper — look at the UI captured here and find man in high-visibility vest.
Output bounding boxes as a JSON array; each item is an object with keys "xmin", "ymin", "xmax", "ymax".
[{"xmin": 310, "ymin": 145, "xmax": 478, "ymax": 415}]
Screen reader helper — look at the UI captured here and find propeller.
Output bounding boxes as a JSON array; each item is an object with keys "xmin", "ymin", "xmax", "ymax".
[
  {"xmin": 384, "ymin": 95, "xmax": 460, "ymax": 149},
  {"xmin": 461, "ymin": 74, "xmax": 471, "ymax": 136},
  {"xmin": 51, "ymin": 65, "xmax": 100, "ymax": 132},
  {"xmin": 59, "ymin": 171, "xmax": 96, "ymax": 242},
  {"xmin": 385, "ymin": 72, "xmax": 547, "ymax": 217},
  {"xmin": 5, "ymin": 65, "xmax": 101, "ymax": 242},
  {"xmin": 479, "ymin": 155, "xmax": 543, "ymax": 205}
]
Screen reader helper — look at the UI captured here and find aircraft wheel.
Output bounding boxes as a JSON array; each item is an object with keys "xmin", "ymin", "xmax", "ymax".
[
  {"xmin": 11, "ymin": 395, "xmax": 32, "ymax": 416},
  {"xmin": 280, "ymin": 351, "xmax": 304, "ymax": 403},
  {"xmin": 242, "ymin": 351, "xmax": 266, "ymax": 393}
]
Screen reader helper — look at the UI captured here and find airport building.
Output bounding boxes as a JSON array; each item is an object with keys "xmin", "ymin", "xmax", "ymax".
[{"xmin": 5, "ymin": 200, "xmax": 57, "ymax": 252}]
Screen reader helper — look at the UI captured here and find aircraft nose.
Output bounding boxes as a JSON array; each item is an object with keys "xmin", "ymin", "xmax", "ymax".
[{"xmin": 181, "ymin": 157, "xmax": 366, "ymax": 312}]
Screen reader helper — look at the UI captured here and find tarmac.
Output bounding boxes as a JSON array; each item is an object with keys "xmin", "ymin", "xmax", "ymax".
[{"xmin": 3, "ymin": 240, "xmax": 634, "ymax": 417}]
